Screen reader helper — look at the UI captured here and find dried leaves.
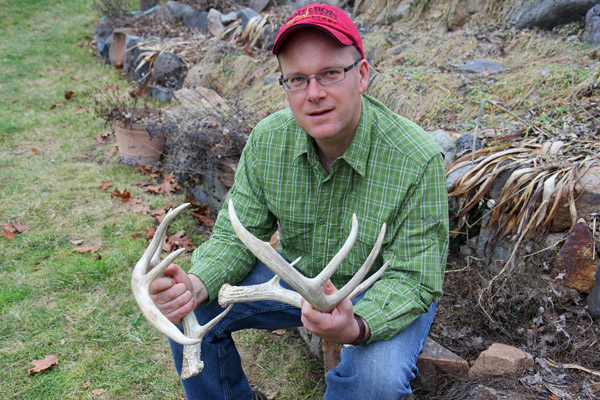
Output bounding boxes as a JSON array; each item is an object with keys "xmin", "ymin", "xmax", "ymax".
[
  {"xmin": 1, "ymin": 221, "xmax": 31, "ymax": 239},
  {"xmin": 27, "ymin": 355, "xmax": 58, "ymax": 375},
  {"xmin": 448, "ymin": 101, "xmax": 600, "ymax": 272}
]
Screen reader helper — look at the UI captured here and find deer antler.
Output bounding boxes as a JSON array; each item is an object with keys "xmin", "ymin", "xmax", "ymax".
[
  {"xmin": 219, "ymin": 200, "xmax": 390, "ymax": 312},
  {"xmin": 131, "ymin": 203, "xmax": 232, "ymax": 379}
]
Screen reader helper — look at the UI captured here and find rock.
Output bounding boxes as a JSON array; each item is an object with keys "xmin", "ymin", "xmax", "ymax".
[
  {"xmin": 553, "ymin": 219, "xmax": 598, "ymax": 293},
  {"xmin": 148, "ymin": 84, "xmax": 174, "ymax": 102},
  {"xmin": 249, "ymin": 0, "xmax": 270, "ymax": 13},
  {"xmin": 430, "ymin": 129, "xmax": 455, "ymax": 169},
  {"xmin": 124, "ymin": 35, "xmax": 149, "ymax": 83},
  {"xmin": 447, "ymin": 164, "xmax": 473, "ymax": 190},
  {"xmin": 355, "ymin": 0, "xmax": 416, "ymax": 25},
  {"xmin": 374, "ymin": 0, "xmax": 415, "ymax": 25},
  {"xmin": 184, "ymin": 10, "xmax": 209, "ymax": 33},
  {"xmin": 488, "ymin": 162, "xmax": 517, "ymax": 201},
  {"xmin": 94, "ymin": 17, "xmax": 113, "ymax": 61},
  {"xmin": 207, "ymin": 8, "xmax": 224, "ymax": 38},
  {"xmin": 172, "ymin": 86, "xmax": 232, "ymax": 121},
  {"xmin": 415, "ymin": 338, "xmax": 469, "ymax": 388},
  {"xmin": 508, "ymin": 0, "xmax": 600, "ymax": 30},
  {"xmin": 469, "ymin": 343, "xmax": 534, "ymax": 377},
  {"xmin": 153, "ymin": 51, "xmax": 186, "ymax": 89},
  {"xmin": 476, "ymin": 212, "xmax": 513, "ymax": 266},
  {"xmin": 238, "ymin": 8, "xmax": 259, "ymax": 30},
  {"xmin": 586, "ymin": 261, "xmax": 600, "ymax": 319},
  {"xmin": 467, "ymin": 385, "xmax": 528, "ymax": 400},
  {"xmin": 459, "ymin": 59, "xmax": 507, "ymax": 75},
  {"xmin": 221, "ymin": 11, "xmax": 238, "ymax": 26},
  {"xmin": 455, "ymin": 134, "xmax": 483, "ymax": 157},
  {"xmin": 447, "ymin": 0, "xmax": 479, "ymax": 31},
  {"xmin": 166, "ymin": 0, "xmax": 194, "ymax": 23},
  {"xmin": 140, "ymin": 0, "xmax": 159, "ymax": 11},
  {"xmin": 550, "ymin": 165, "xmax": 600, "ymax": 232},
  {"xmin": 265, "ymin": 73, "xmax": 279, "ymax": 85},
  {"xmin": 586, "ymin": 5, "xmax": 600, "ymax": 45}
]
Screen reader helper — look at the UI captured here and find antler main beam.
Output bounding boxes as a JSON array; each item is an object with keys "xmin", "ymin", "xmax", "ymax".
[
  {"xmin": 219, "ymin": 200, "xmax": 389, "ymax": 313},
  {"xmin": 131, "ymin": 203, "xmax": 232, "ymax": 379}
]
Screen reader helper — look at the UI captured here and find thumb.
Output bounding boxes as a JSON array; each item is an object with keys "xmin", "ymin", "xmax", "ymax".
[{"xmin": 324, "ymin": 279, "xmax": 338, "ymax": 295}]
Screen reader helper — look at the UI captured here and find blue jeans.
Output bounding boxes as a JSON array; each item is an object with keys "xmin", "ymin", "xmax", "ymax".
[{"xmin": 169, "ymin": 260, "xmax": 437, "ymax": 400}]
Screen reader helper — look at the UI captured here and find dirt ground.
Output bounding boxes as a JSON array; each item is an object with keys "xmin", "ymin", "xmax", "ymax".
[{"xmin": 420, "ymin": 250, "xmax": 600, "ymax": 399}]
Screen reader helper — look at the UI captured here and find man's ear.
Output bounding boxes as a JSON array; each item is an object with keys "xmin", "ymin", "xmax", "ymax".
[{"xmin": 358, "ymin": 59, "xmax": 369, "ymax": 94}]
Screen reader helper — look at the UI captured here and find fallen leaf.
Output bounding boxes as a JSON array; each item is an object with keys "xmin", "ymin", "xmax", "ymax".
[
  {"xmin": 122, "ymin": 197, "xmax": 143, "ymax": 206},
  {"xmin": 60, "ymin": 339, "xmax": 66, "ymax": 345},
  {"xmin": 82, "ymin": 380, "xmax": 91, "ymax": 389},
  {"xmin": 69, "ymin": 239, "xmax": 84, "ymax": 245},
  {"xmin": 133, "ymin": 165, "xmax": 162, "ymax": 178},
  {"xmin": 97, "ymin": 180, "xmax": 113, "ymax": 190},
  {"xmin": 272, "ymin": 329, "xmax": 287, "ymax": 335},
  {"xmin": 192, "ymin": 213, "xmax": 215, "ymax": 227},
  {"xmin": 104, "ymin": 146, "xmax": 117, "ymax": 158},
  {"xmin": 74, "ymin": 106, "xmax": 86, "ymax": 113},
  {"xmin": 150, "ymin": 208, "xmax": 166, "ymax": 223},
  {"xmin": 91, "ymin": 388, "xmax": 105, "ymax": 396},
  {"xmin": 110, "ymin": 188, "xmax": 131, "ymax": 202},
  {"xmin": 1, "ymin": 226, "xmax": 15, "ymax": 240},
  {"xmin": 27, "ymin": 355, "xmax": 58, "ymax": 375},
  {"xmin": 30, "ymin": 148, "xmax": 40, "ymax": 155},
  {"xmin": 166, "ymin": 229, "xmax": 195, "ymax": 251},
  {"xmin": 49, "ymin": 103, "xmax": 64, "ymax": 110},
  {"xmin": 131, "ymin": 233, "xmax": 141, "ymax": 240},
  {"xmin": 64, "ymin": 90, "xmax": 74, "ymax": 100},
  {"xmin": 72, "ymin": 245, "xmax": 100, "ymax": 254},
  {"xmin": 132, "ymin": 205, "xmax": 151, "ymax": 214},
  {"xmin": 11, "ymin": 221, "xmax": 31, "ymax": 233}
]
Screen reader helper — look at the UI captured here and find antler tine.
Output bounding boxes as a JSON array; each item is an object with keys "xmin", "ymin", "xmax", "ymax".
[
  {"xmin": 322, "ymin": 222, "xmax": 387, "ymax": 306},
  {"xmin": 228, "ymin": 199, "xmax": 311, "ymax": 290},
  {"xmin": 312, "ymin": 214, "xmax": 358, "ymax": 289},
  {"xmin": 227, "ymin": 200, "xmax": 388, "ymax": 313},
  {"xmin": 132, "ymin": 203, "xmax": 203, "ymax": 345}
]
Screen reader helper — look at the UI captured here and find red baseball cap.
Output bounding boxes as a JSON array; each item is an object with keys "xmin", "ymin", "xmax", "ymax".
[{"xmin": 272, "ymin": 3, "xmax": 364, "ymax": 59}]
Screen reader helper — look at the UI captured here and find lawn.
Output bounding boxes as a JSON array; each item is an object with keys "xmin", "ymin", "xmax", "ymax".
[{"xmin": 0, "ymin": 1, "xmax": 323, "ymax": 399}]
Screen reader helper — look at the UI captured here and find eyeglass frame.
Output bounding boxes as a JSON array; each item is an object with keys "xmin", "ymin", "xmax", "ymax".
[{"xmin": 278, "ymin": 58, "xmax": 363, "ymax": 92}]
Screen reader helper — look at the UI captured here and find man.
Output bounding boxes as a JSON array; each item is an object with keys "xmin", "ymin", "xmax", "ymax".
[{"xmin": 150, "ymin": 3, "xmax": 448, "ymax": 399}]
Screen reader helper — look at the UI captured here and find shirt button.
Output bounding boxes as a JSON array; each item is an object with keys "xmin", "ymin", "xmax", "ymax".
[
  {"xmin": 318, "ymin": 218, "xmax": 325, "ymax": 224},
  {"xmin": 315, "ymin": 256, "xmax": 322, "ymax": 263}
]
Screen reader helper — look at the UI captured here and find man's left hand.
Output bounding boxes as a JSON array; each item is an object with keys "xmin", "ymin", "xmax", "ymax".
[{"xmin": 300, "ymin": 280, "xmax": 368, "ymax": 344}]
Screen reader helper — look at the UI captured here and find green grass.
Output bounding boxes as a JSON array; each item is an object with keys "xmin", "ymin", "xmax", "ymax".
[{"xmin": 0, "ymin": 1, "xmax": 325, "ymax": 399}]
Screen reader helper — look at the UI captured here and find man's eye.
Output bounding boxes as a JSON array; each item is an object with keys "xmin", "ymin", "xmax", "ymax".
[
  {"xmin": 289, "ymin": 76, "xmax": 305, "ymax": 84},
  {"xmin": 324, "ymin": 69, "xmax": 342, "ymax": 77}
]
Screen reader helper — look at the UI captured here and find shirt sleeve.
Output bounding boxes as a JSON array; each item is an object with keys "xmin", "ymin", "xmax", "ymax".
[
  {"xmin": 353, "ymin": 153, "xmax": 449, "ymax": 342},
  {"xmin": 188, "ymin": 131, "xmax": 278, "ymax": 303}
]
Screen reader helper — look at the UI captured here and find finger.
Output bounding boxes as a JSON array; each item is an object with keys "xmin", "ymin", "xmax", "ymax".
[
  {"xmin": 151, "ymin": 282, "xmax": 187, "ymax": 305},
  {"xmin": 323, "ymin": 279, "xmax": 338, "ymax": 295},
  {"xmin": 164, "ymin": 292, "xmax": 195, "ymax": 324},
  {"xmin": 149, "ymin": 276, "xmax": 175, "ymax": 295}
]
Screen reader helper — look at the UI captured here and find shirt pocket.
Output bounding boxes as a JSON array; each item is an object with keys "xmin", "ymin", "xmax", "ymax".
[
  {"xmin": 277, "ymin": 211, "xmax": 315, "ymax": 254},
  {"xmin": 342, "ymin": 212, "xmax": 390, "ymax": 274}
]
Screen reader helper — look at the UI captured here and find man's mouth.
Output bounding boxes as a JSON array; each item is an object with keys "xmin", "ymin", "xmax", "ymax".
[{"xmin": 308, "ymin": 109, "xmax": 332, "ymax": 116}]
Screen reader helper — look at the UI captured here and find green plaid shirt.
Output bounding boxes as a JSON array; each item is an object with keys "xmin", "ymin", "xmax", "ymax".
[{"xmin": 190, "ymin": 94, "xmax": 449, "ymax": 342}]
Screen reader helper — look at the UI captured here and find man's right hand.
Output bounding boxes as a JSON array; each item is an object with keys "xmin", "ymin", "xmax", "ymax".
[{"xmin": 149, "ymin": 263, "xmax": 208, "ymax": 324}]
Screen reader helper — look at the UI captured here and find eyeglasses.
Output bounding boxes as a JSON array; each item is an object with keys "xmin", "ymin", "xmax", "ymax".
[{"xmin": 279, "ymin": 59, "xmax": 362, "ymax": 91}]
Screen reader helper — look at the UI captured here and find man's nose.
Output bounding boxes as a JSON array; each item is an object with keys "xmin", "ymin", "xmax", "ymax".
[{"xmin": 306, "ymin": 76, "xmax": 326, "ymax": 100}]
